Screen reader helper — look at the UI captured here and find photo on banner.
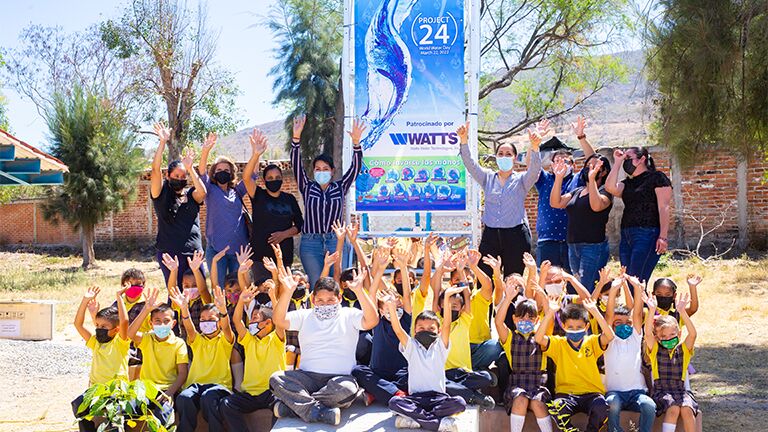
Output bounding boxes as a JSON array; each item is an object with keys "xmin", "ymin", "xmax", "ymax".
[{"xmin": 353, "ymin": 0, "xmax": 466, "ymax": 212}]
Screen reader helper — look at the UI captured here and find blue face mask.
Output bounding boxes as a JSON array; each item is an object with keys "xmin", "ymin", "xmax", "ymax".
[
  {"xmin": 153, "ymin": 324, "xmax": 172, "ymax": 339},
  {"xmin": 516, "ymin": 320, "xmax": 535, "ymax": 335},
  {"xmin": 314, "ymin": 171, "xmax": 332, "ymax": 185},
  {"xmin": 565, "ymin": 329, "xmax": 587, "ymax": 343},
  {"xmin": 497, "ymin": 156, "xmax": 514, "ymax": 172},
  {"xmin": 615, "ymin": 324, "xmax": 633, "ymax": 340}
]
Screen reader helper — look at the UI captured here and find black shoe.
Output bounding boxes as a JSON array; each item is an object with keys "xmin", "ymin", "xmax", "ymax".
[
  {"xmin": 273, "ymin": 401, "xmax": 297, "ymax": 419},
  {"xmin": 469, "ymin": 394, "xmax": 496, "ymax": 411},
  {"xmin": 310, "ymin": 405, "xmax": 341, "ymax": 426},
  {"xmin": 488, "ymin": 371, "xmax": 498, "ymax": 388}
]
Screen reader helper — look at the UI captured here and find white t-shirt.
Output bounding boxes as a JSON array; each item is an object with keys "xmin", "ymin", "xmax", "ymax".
[
  {"xmin": 604, "ymin": 328, "xmax": 648, "ymax": 392},
  {"xmin": 287, "ymin": 307, "xmax": 364, "ymax": 375},
  {"xmin": 400, "ymin": 337, "xmax": 450, "ymax": 394}
]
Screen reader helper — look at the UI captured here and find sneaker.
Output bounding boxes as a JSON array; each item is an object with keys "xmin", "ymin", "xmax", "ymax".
[
  {"xmin": 364, "ymin": 391, "xmax": 376, "ymax": 406},
  {"xmin": 273, "ymin": 401, "xmax": 297, "ymax": 419},
  {"xmin": 310, "ymin": 406, "xmax": 341, "ymax": 426},
  {"xmin": 487, "ymin": 371, "xmax": 498, "ymax": 388},
  {"xmin": 437, "ymin": 416, "xmax": 458, "ymax": 432},
  {"xmin": 471, "ymin": 394, "xmax": 496, "ymax": 411},
  {"xmin": 394, "ymin": 415, "xmax": 422, "ymax": 429}
]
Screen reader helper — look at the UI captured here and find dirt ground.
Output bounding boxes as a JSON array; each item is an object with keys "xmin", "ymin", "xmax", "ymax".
[{"xmin": 0, "ymin": 249, "xmax": 766, "ymax": 431}]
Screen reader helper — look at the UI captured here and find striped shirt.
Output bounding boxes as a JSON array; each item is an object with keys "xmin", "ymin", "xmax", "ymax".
[
  {"xmin": 460, "ymin": 145, "xmax": 541, "ymax": 228},
  {"xmin": 291, "ymin": 142, "xmax": 362, "ymax": 234}
]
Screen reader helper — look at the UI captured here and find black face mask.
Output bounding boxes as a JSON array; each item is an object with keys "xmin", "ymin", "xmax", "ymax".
[
  {"xmin": 393, "ymin": 283, "xmax": 404, "ymax": 296},
  {"xmin": 623, "ymin": 159, "xmax": 637, "ymax": 176},
  {"xmin": 213, "ymin": 171, "xmax": 232, "ymax": 185},
  {"xmin": 265, "ymin": 179, "xmax": 283, "ymax": 193},
  {"xmin": 656, "ymin": 295, "xmax": 674, "ymax": 310},
  {"xmin": 414, "ymin": 330, "xmax": 438, "ymax": 350},
  {"xmin": 451, "ymin": 310, "xmax": 460, "ymax": 322},
  {"xmin": 292, "ymin": 286, "xmax": 307, "ymax": 300},
  {"xmin": 168, "ymin": 178, "xmax": 187, "ymax": 192},
  {"xmin": 95, "ymin": 328, "xmax": 114, "ymax": 344},
  {"xmin": 343, "ymin": 289, "xmax": 358, "ymax": 302},
  {"xmin": 255, "ymin": 292, "xmax": 272, "ymax": 306}
]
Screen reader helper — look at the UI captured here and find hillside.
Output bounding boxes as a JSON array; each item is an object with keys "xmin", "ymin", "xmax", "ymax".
[{"xmin": 219, "ymin": 50, "xmax": 655, "ymax": 161}]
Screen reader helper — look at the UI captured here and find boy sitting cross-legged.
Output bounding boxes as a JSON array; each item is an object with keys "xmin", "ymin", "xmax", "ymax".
[{"xmin": 386, "ymin": 286, "xmax": 467, "ymax": 432}]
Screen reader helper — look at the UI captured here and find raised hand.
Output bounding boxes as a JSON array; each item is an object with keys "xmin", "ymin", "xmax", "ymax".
[
  {"xmin": 425, "ymin": 232, "xmax": 439, "ymax": 249},
  {"xmin": 503, "ymin": 277, "xmax": 520, "ymax": 300},
  {"xmin": 587, "ymin": 158, "xmax": 604, "ymax": 182},
  {"xmin": 377, "ymin": 289, "xmax": 398, "ymax": 310},
  {"xmin": 467, "ymin": 249, "xmax": 482, "ymax": 267},
  {"xmin": 643, "ymin": 291, "xmax": 657, "ymax": 311},
  {"xmin": 143, "ymin": 287, "xmax": 162, "ymax": 311},
  {"xmin": 547, "ymin": 297, "xmax": 562, "ymax": 314},
  {"xmin": 393, "ymin": 245, "xmax": 412, "ymax": 267},
  {"xmin": 610, "ymin": 277, "xmax": 624, "ymax": 293},
  {"xmin": 552, "ymin": 160, "xmax": 569, "ymax": 179},
  {"xmin": 625, "ymin": 274, "xmax": 643, "ymax": 288},
  {"xmin": 347, "ymin": 118, "xmax": 368, "ymax": 147},
  {"xmin": 527, "ymin": 119, "xmax": 551, "ymax": 151},
  {"xmin": 582, "ymin": 298, "xmax": 599, "ymax": 315},
  {"xmin": 270, "ymin": 243, "xmax": 283, "ymax": 263},
  {"xmin": 202, "ymin": 132, "xmax": 217, "ymax": 152},
  {"xmin": 324, "ymin": 251, "xmax": 340, "ymax": 268},
  {"xmin": 613, "ymin": 148, "xmax": 626, "ymax": 161},
  {"xmin": 571, "ymin": 115, "xmax": 587, "ymax": 138},
  {"xmin": 676, "ymin": 292, "xmax": 690, "ymax": 314},
  {"xmin": 181, "ymin": 148, "xmax": 196, "ymax": 171},
  {"xmin": 161, "ymin": 253, "xmax": 179, "ymax": 272},
  {"xmin": 278, "ymin": 266, "xmax": 299, "ymax": 292},
  {"xmin": 346, "ymin": 221, "xmax": 360, "ymax": 242},
  {"xmin": 263, "ymin": 256, "xmax": 277, "ymax": 274},
  {"xmin": 86, "ymin": 298, "xmax": 100, "ymax": 316},
  {"xmin": 236, "ymin": 245, "xmax": 253, "ymax": 266},
  {"xmin": 456, "ymin": 122, "xmax": 469, "ymax": 144},
  {"xmin": 83, "ymin": 286, "xmax": 101, "ymax": 301},
  {"xmin": 249, "ymin": 128, "xmax": 268, "ymax": 156},
  {"xmin": 292, "ymin": 114, "xmax": 306, "ymax": 140},
  {"xmin": 239, "ymin": 284, "xmax": 257, "ymax": 305},
  {"xmin": 153, "ymin": 122, "xmax": 171, "ymax": 143},
  {"xmin": 187, "ymin": 250, "xmax": 205, "ymax": 272},
  {"xmin": 238, "ymin": 258, "xmax": 253, "ymax": 274},
  {"xmin": 213, "ymin": 285, "xmax": 228, "ymax": 313},
  {"xmin": 346, "ymin": 268, "xmax": 368, "ymax": 293},
  {"xmin": 482, "ymin": 255, "xmax": 503, "ymax": 274},
  {"xmin": 539, "ymin": 260, "xmax": 552, "ymax": 282},
  {"xmin": 686, "ymin": 274, "xmax": 702, "ymax": 287},
  {"xmin": 211, "ymin": 246, "xmax": 230, "ymax": 264},
  {"xmin": 522, "ymin": 252, "xmax": 536, "ymax": 270},
  {"xmin": 598, "ymin": 267, "xmax": 611, "ymax": 284},
  {"xmin": 332, "ymin": 220, "xmax": 346, "ymax": 240},
  {"xmin": 372, "ymin": 247, "xmax": 391, "ymax": 270}
]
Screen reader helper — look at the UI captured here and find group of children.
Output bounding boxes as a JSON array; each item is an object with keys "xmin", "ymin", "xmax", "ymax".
[{"xmin": 72, "ymin": 226, "xmax": 700, "ymax": 432}]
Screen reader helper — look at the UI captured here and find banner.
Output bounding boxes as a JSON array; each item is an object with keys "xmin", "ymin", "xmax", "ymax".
[{"xmin": 354, "ymin": 0, "xmax": 466, "ymax": 212}]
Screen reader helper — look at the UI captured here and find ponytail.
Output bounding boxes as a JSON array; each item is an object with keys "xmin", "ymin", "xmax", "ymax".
[{"xmin": 627, "ymin": 146, "xmax": 656, "ymax": 171}]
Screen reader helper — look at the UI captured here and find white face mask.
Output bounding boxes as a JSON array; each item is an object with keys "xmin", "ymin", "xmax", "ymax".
[
  {"xmin": 199, "ymin": 320, "xmax": 218, "ymax": 335},
  {"xmin": 545, "ymin": 283, "xmax": 564, "ymax": 296},
  {"xmin": 248, "ymin": 322, "xmax": 262, "ymax": 335},
  {"xmin": 383, "ymin": 307, "xmax": 404, "ymax": 322},
  {"xmin": 314, "ymin": 303, "xmax": 341, "ymax": 321}
]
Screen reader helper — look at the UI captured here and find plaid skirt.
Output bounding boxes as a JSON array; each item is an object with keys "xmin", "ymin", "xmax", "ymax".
[
  {"xmin": 652, "ymin": 388, "xmax": 698, "ymax": 416},
  {"xmin": 504, "ymin": 373, "xmax": 550, "ymax": 413},
  {"xmin": 285, "ymin": 330, "xmax": 301, "ymax": 354}
]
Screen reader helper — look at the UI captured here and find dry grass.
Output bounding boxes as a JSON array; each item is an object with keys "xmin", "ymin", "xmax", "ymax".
[{"xmin": 0, "ymin": 251, "xmax": 766, "ymax": 431}]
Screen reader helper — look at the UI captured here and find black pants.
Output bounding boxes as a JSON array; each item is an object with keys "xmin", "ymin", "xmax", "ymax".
[
  {"xmin": 219, "ymin": 390, "xmax": 276, "ymax": 431},
  {"xmin": 478, "ymin": 225, "xmax": 532, "ymax": 278},
  {"xmin": 445, "ymin": 368, "xmax": 494, "ymax": 403},
  {"xmin": 548, "ymin": 392, "xmax": 608, "ymax": 432}
]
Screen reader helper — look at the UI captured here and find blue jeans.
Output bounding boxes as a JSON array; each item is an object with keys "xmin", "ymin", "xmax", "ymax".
[
  {"xmin": 176, "ymin": 383, "xmax": 231, "ymax": 432},
  {"xmin": 470, "ymin": 339, "xmax": 504, "ymax": 371},
  {"xmin": 568, "ymin": 241, "xmax": 610, "ymax": 293},
  {"xmin": 606, "ymin": 390, "xmax": 656, "ymax": 432},
  {"xmin": 205, "ymin": 244, "xmax": 240, "ymax": 288},
  {"xmin": 536, "ymin": 240, "xmax": 570, "ymax": 271},
  {"xmin": 299, "ymin": 232, "xmax": 343, "ymax": 290},
  {"xmin": 155, "ymin": 251, "xmax": 208, "ymax": 289},
  {"xmin": 619, "ymin": 227, "xmax": 661, "ymax": 284}
]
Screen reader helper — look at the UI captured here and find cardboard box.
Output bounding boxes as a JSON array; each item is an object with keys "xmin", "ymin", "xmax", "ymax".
[{"xmin": 0, "ymin": 300, "xmax": 55, "ymax": 341}]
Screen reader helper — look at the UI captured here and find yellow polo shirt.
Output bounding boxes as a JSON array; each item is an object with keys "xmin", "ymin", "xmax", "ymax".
[
  {"xmin": 468, "ymin": 289, "xmax": 492, "ymax": 344},
  {"xmin": 185, "ymin": 333, "xmax": 233, "ymax": 389},
  {"xmin": 240, "ymin": 332, "xmax": 286, "ymax": 396},
  {"xmin": 545, "ymin": 334, "xmax": 606, "ymax": 395},
  {"xmin": 87, "ymin": 335, "xmax": 130, "ymax": 385},
  {"xmin": 442, "ymin": 312, "xmax": 473, "ymax": 371},
  {"xmin": 410, "ymin": 288, "xmax": 429, "ymax": 335},
  {"xmin": 138, "ymin": 333, "xmax": 189, "ymax": 390}
]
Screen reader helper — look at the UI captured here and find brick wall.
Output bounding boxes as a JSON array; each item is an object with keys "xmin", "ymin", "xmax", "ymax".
[{"xmin": 0, "ymin": 152, "xmax": 765, "ymax": 251}]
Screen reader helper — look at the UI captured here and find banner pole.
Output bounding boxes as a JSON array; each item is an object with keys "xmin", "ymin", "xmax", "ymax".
[
  {"xmin": 343, "ymin": 0, "xmax": 354, "ymax": 226},
  {"xmin": 468, "ymin": 0, "xmax": 482, "ymax": 249}
]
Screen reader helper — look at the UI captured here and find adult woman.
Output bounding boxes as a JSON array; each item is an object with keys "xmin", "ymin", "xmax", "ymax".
[
  {"xmin": 242, "ymin": 129, "xmax": 303, "ymax": 279},
  {"xmin": 290, "ymin": 115, "xmax": 366, "ymax": 288},
  {"xmin": 457, "ymin": 120, "xmax": 546, "ymax": 277},
  {"xmin": 550, "ymin": 154, "xmax": 613, "ymax": 291},
  {"xmin": 605, "ymin": 147, "xmax": 672, "ymax": 283},
  {"xmin": 150, "ymin": 123, "xmax": 207, "ymax": 287},
  {"xmin": 197, "ymin": 132, "xmax": 250, "ymax": 288}
]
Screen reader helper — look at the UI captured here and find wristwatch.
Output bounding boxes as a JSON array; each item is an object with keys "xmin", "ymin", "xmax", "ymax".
[{"xmin": 218, "ymin": 311, "xmax": 228, "ymax": 319}]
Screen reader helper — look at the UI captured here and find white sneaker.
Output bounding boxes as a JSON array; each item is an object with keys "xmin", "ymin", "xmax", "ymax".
[
  {"xmin": 437, "ymin": 416, "xmax": 458, "ymax": 432},
  {"xmin": 394, "ymin": 415, "xmax": 422, "ymax": 429}
]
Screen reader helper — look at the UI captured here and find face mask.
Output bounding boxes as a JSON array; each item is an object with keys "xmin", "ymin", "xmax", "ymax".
[
  {"xmin": 565, "ymin": 329, "xmax": 587, "ymax": 343},
  {"xmin": 249, "ymin": 321, "xmax": 266, "ymax": 335},
  {"xmin": 265, "ymin": 179, "xmax": 283, "ymax": 193},
  {"xmin": 343, "ymin": 289, "xmax": 358, "ymax": 302},
  {"xmin": 213, "ymin": 171, "xmax": 232, "ymax": 185},
  {"xmin": 95, "ymin": 328, "xmax": 114, "ymax": 344},
  {"xmin": 185, "ymin": 288, "xmax": 200, "ymax": 301},
  {"xmin": 292, "ymin": 286, "xmax": 307, "ymax": 300},
  {"xmin": 255, "ymin": 292, "xmax": 272, "ymax": 307},
  {"xmin": 199, "ymin": 320, "xmax": 219, "ymax": 335},
  {"xmin": 314, "ymin": 303, "xmax": 340, "ymax": 321},
  {"xmin": 615, "ymin": 324, "xmax": 633, "ymax": 340},
  {"xmin": 601, "ymin": 295, "xmax": 610, "ymax": 305},
  {"xmin": 659, "ymin": 336, "xmax": 679, "ymax": 350},
  {"xmin": 314, "ymin": 171, "xmax": 332, "ymax": 185},
  {"xmin": 153, "ymin": 324, "xmax": 172, "ymax": 339},
  {"xmin": 656, "ymin": 295, "xmax": 674, "ymax": 310},
  {"xmin": 497, "ymin": 156, "xmax": 514, "ymax": 172},
  {"xmin": 125, "ymin": 285, "xmax": 143, "ymax": 300},
  {"xmin": 623, "ymin": 159, "xmax": 637, "ymax": 176},
  {"xmin": 168, "ymin": 178, "xmax": 187, "ymax": 192},
  {"xmin": 393, "ymin": 282, "xmax": 403, "ymax": 296},
  {"xmin": 414, "ymin": 330, "xmax": 438, "ymax": 350},
  {"xmin": 450, "ymin": 310, "xmax": 460, "ymax": 322},
  {"xmin": 545, "ymin": 283, "xmax": 564, "ymax": 296},
  {"xmin": 384, "ymin": 307, "xmax": 404, "ymax": 322},
  {"xmin": 227, "ymin": 292, "xmax": 240, "ymax": 305},
  {"xmin": 515, "ymin": 320, "xmax": 535, "ymax": 335}
]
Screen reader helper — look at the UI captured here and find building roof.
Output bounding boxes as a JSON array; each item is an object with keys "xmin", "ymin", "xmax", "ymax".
[{"xmin": 0, "ymin": 129, "xmax": 68, "ymax": 186}]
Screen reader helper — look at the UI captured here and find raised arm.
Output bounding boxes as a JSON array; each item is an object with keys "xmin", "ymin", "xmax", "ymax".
[
  {"xmin": 642, "ymin": 292, "xmax": 658, "ymax": 351},
  {"xmin": 197, "ymin": 132, "xmax": 217, "ymax": 176},
  {"xmin": 563, "ymin": 271, "xmax": 593, "ymax": 301},
  {"xmin": 584, "ymin": 298, "xmax": 614, "ymax": 349},
  {"xmin": 346, "ymin": 222, "xmax": 370, "ymax": 276},
  {"xmin": 169, "ymin": 285, "xmax": 196, "ymax": 344},
  {"xmin": 522, "ymin": 252, "xmax": 540, "ymax": 300},
  {"xmin": 75, "ymin": 287, "xmax": 100, "ymax": 342},
  {"xmin": 212, "ymin": 285, "xmax": 234, "ymax": 344},
  {"xmin": 467, "ymin": 249, "xmax": 492, "ymax": 302},
  {"xmin": 522, "ymin": 120, "xmax": 546, "ymax": 190},
  {"xmin": 549, "ymin": 161, "xmax": 573, "ymax": 209},
  {"xmin": 677, "ymin": 294, "xmax": 697, "ymax": 351},
  {"xmin": 161, "ymin": 253, "xmax": 180, "ymax": 293},
  {"xmin": 535, "ymin": 296, "xmax": 559, "ymax": 348},
  {"xmin": 494, "ymin": 282, "xmax": 517, "ymax": 344},
  {"xmin": 274, "ymin": 265, "xmax": 298, "ymax": 330},
  {"xmin": 187, "ymin": 250, "xmax": 211, "ymax": 303},
  {"xmin": 629, "ymin": 275, "xmax": 645, "ymax": 332},
  {"xmin": 685, "ymin": 274, "xmax": 701, "ymax": 316},
  {"xmin": 419, "ymin": 233, "xmax": 438, "ymax": 297},
  {"xmin": 605, "ymin": 149, "xmax": 626, "ymax": 197},
  {"xmin": 150, "ymin": 123, "xmax": 170, "ymax": 199},
  {"xmin": 233, "ymin": 285, "xmax": 257, "ymax": 339},
  {"xmin": 290, "ymin": 115, "xmax": 309, "ymax": 192},
  {"xmin": 604, "ymin": 278, "xmax": 623, "ymax": 328},
  {"xmin": 587, "ymin": 160, "xmax": 611, "ymax": 212},
  {"xmin": 393, "ymin": 245, "xmax": 414, "ymax": 314},
  {"xmin": 128, "ymin": 288, "xmax": 161, "ymax": 345},
  {"xmin": 115, "ymin": 289, "xmax": 129, "ymax": 341},
  {"xmin": 180, "ymin": 149, "xmax": 206, "ymax": 204},
  {"xmin": 655, "ymin": 185, "xmax": 673, "ymax": 254},
  {"xmin": 441, "ymin": 286, "xmax": 463, "ymax": 348},
  {"xmin": 571, "ymin": 115, "xmax": 595, "ymax": 159},
  {"xmin": 481, "ymin": 254, "xmax": 504, "ymax": 306},
  {"xmin": 349, "ymin": 269, "xmax": 379, "ymax": 331},
  {"xmin": 457, "ymin": 122, "xmax": 489, "ymax": 187},
  {"xmin": 320, "ymin": 251, "xmax": 339, "ymax": 280},
  {"xmin": 341, "ymin": 119, "xmax": 366, "ymax": 193},
  {"xmin": 243, "ymin": 129, "xmax": 268, "ymax": 197},
  {"xmin": 331, "ymin": 221, "xmax": 346, "ymax": 280},
  {"xmin": 380, "ymin": 290, "xmax": 409, "ymax": 347},
  {"xmin": 236, "ymin": 245, "xmax": 254, "ymax": 294}
]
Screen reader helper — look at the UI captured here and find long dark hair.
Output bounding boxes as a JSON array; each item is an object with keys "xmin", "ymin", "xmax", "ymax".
[
  {"xmin": 163, "ymin": 160, "xmax": 185, "ymax": 222},
  {"xmin": 580, "ymin": 153, "xmax": 611, "ymax": 187},
  {"xmin": 626, "ymin": 146, "xmax": 656, "ymax": 171}
]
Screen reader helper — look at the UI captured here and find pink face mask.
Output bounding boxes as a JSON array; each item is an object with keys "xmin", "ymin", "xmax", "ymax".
[
  {"xmin": 185, "ymin": 288, "xmax": 200, "ymax": 301},
  {"xmin": 227, "ymin": 292, "xmax": 240, "ymax": 305},
  {"xmin": 125, "ymin": 285, "xmax": 144, "ymax": 300}
]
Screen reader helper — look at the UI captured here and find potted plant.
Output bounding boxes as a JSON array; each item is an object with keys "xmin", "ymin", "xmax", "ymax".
[{"xmin": 75, "ymin": 379, "xmax": 175, "ymax": 432}]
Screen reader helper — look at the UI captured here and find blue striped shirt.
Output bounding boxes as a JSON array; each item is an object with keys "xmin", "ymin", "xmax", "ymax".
[
  {"xmin": 291, "ymin": 142, "xmax": 362, "ymax": 234},
  {"xmin": 460, "ymin": 145, "xmax": 541, "ymax": 228}
]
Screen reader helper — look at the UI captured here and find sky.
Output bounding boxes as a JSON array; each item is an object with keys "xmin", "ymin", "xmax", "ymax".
[{"xmin": 0, "ymin": 0, "xmax": 282, "ymax": 149}]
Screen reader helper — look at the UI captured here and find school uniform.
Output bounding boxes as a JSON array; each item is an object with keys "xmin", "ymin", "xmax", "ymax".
[
  {"xmin": 501, "ymin": 330, "xmax": 550, "ymax": 413},
  {"xmin": 468, "ymin": 289, "xmax": 504, "ymax": 371},
  {"xmin": 648, "ymin": 342, "xmax": 698, "ymax": 417},
  {"xmin": 442, "ymin": 312, "xmax": 494, "ymax": 403},
  {"xmin": 389, "ymin": 337, "xmax": 466, "ymax": 431},
  {"xmin": 544, "ymin": 334, "xmax": 609, "ymax": 432},
  {"xmin": 352, "ymin": 312, "xmax": 411, "ymax": 404},
  {"xmin": 137, "ymin": 332, "xmax": 189, "ymax": 426}
]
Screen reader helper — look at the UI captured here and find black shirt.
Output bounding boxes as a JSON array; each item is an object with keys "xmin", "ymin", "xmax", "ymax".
[
  {"xmin": 152, "ymin": 182, "xmax": 202, "ymax": 255},
  {"xmin": 565, "ymin": 186, "xmax": 613, "ymax": 243},
  {"xmin": 250, "ymin": 187, "xmax": 304, "ymax": 265},
  {"xmin": 620, "ymin": 171, "xmax": 672, "ymax": 229}
]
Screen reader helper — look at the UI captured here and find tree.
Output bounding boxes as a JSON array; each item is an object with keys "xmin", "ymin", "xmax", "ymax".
[
  {"xmin": 645, "ymin": 0, "xmax": 768, "ymax": 164},
  {"xmin": 268, "ymin": 0, "xmax": 344, "ymax": 171},
  {"xmin": 100, "ymin": 0, "xmax": 243, "ymax": 160},
  {"xmin": 43, "ymin": 86, "xmax": 145, "ymax": 268}
]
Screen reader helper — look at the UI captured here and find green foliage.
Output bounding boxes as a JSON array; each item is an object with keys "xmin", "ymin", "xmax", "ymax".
[
  {"xmin": 42, "ymin": 86, "xmax": 145, "ymax": 258},
  {"xmin": 0, "ymin": 53, "xmax": 8, "ymax": 130},
  {"xmin": 647, "ymin": 0, "xmax": 768, "ymax": 164},
  {"xmin": 76, "ymin": 379, "xmax": 174, "ymax": 432},
  {"xmin": 268, "ymin": 0, "xmax": 342, "ymax": 159}
]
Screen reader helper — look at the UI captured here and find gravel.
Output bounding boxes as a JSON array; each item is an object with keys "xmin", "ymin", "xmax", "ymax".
[{"xmin": 0, "ymin": 338, "xmax": 90, "ymax": 378}]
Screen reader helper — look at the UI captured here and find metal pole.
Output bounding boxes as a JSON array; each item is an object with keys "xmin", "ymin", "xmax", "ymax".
[
  {"xmin": 468, "ymin": 0, "xmax": 482, "ymax": 248},
  {"xmin": 342, "ymin": 0, "xmax": 355, "ymax": 226}
]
